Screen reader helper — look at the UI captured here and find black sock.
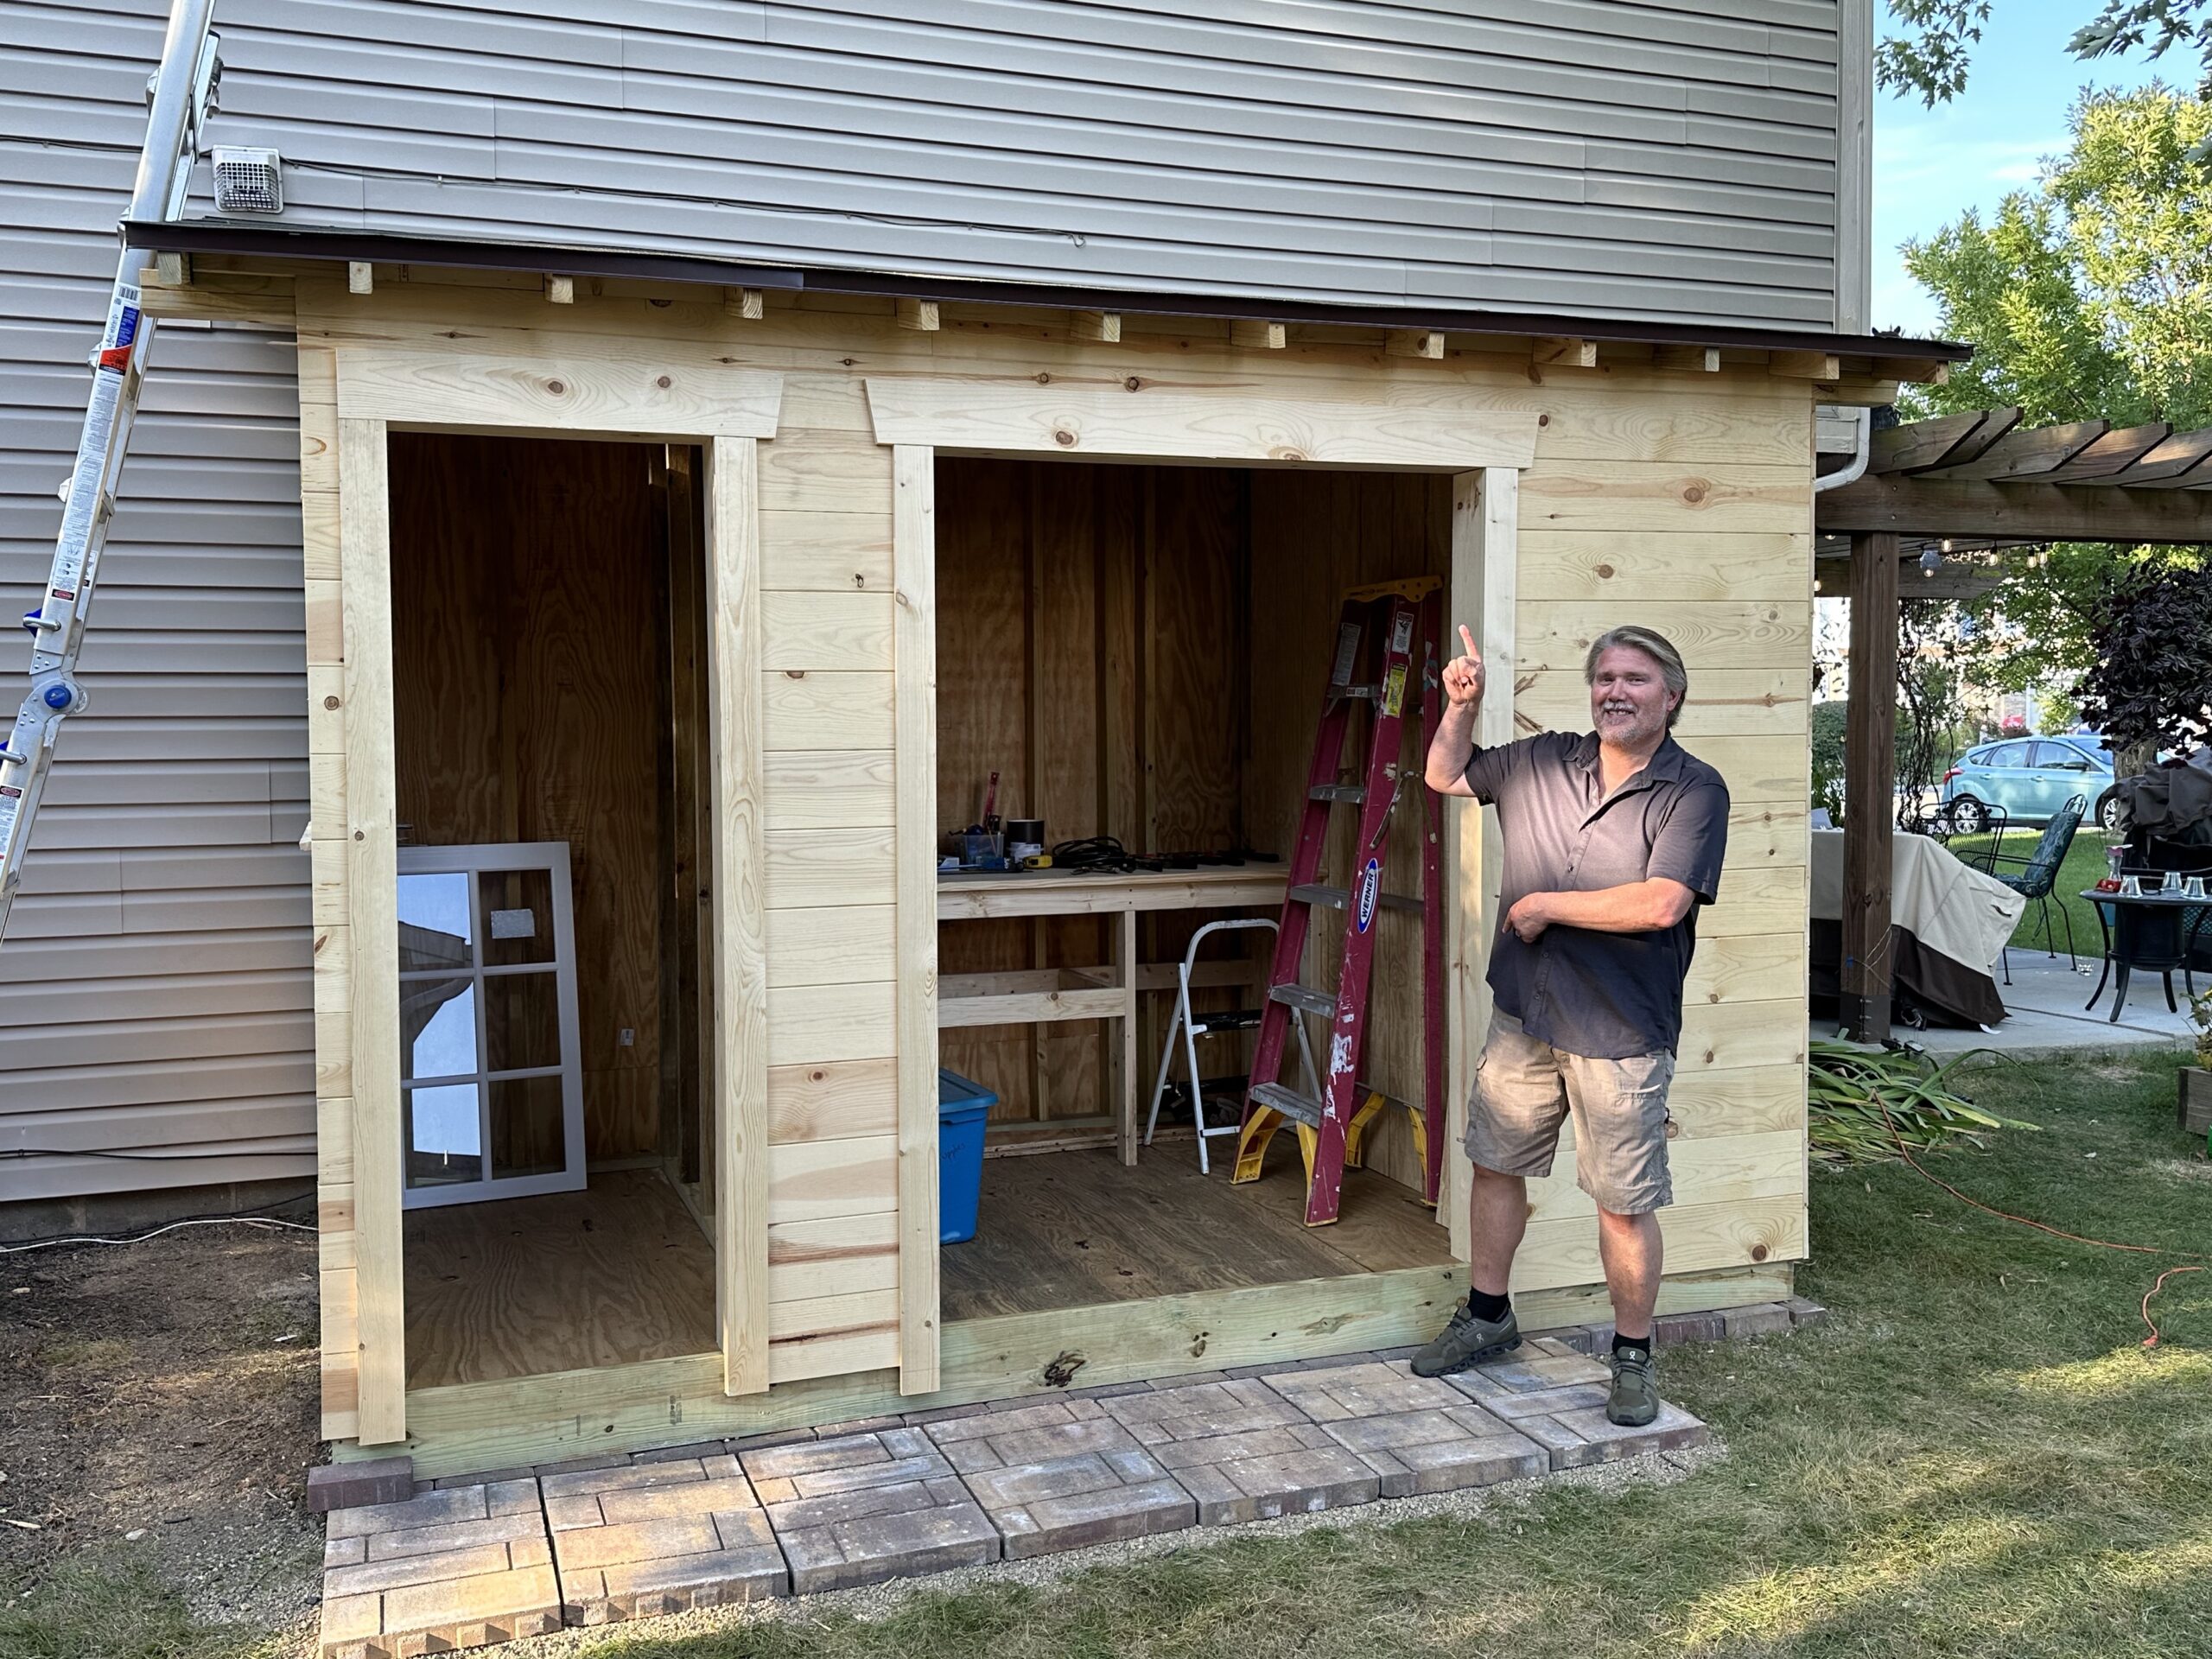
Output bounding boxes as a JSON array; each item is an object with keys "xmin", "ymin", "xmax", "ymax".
[
  {"xmin": 1612, "ymin": 1329, "xmax": 1652, "ymax": 1357},
  {"xmin": 1465, "ymin": 1287, "xmax": 1510, "ymax": 1322}
]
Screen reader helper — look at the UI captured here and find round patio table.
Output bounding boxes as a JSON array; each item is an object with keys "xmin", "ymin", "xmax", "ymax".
[{"xmin": 2080, "ymin": 887, "xmax": 2209, "ymax": 1022}]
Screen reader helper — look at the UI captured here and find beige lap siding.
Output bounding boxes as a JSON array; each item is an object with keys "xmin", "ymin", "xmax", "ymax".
[
  {"xmin": 264, "ymin": 270, "xmax": 1816, "ymax": 1421},
  {"xmin": 759, "ymin": 422, "xmax": 902, "ymax": 1384}
]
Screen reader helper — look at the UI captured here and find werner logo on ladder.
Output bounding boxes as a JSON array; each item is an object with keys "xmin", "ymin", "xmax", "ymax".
[{"xmin": 1234, "ymin": 578, "xmax": 1447, "ymax": 1227}]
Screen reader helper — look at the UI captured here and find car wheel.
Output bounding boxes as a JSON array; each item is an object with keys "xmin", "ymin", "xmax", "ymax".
[
  {"xmin": 1948, "ymin": 796, "xmax": 1987, "ymax": 836},
  {"xmin": 2097, "ymin": 791, "xmax": 2121, "ymax": 835}
]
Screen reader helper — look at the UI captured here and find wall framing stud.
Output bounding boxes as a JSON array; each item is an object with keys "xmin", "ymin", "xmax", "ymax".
[
  {"xmin": 1230, "ymin": 319, "xmax": 1287, "ymax": 350},
  {"xmin": 1652, "ymin": 345, "xmax": 1721, "ymax": 372},
  {"xmin": 1071, "ymin": 309, "xmax": 1121, "ymax": 342},
  {"xmin": 897, "ymin": 297, "xmax": 941, "ymax": 332},
  {"xmin": 1533, "ymin": 337, "xmax": 1597, "ymax": 368},
  {"xmin": 153, "ymin": 250, "xmax": 191, "ymax": 286},
  {"xmin": 1387, "ymin": 329, "xmax": 1445, "ymax": 359},
  {"xmin": 544, "ymin": 274, "xmax": 575, "ymax": 305},
  {"xmin": 1769, "ymin": 349, "xmax": 1841, "ymax": 380},
  {"xmin": 724, "ymin": 287, "xmax": 766, "ymax": 321},
  {"xmin": 346, "ymin": 261, "xmax": 373, "ymax": 296}
]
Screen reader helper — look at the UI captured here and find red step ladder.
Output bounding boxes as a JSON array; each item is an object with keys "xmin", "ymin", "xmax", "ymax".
[{"xmin": 1233, "ymin": 578, "xmax": 1446, "ymax": 1226}]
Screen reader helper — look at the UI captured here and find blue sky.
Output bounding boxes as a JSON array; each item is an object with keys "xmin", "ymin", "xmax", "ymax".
[{"xmin": 1873, "ymin": 0, "xmax": 2166, "ymax": 335}]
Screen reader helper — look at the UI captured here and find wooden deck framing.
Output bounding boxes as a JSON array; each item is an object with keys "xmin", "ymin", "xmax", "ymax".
[{"xmin": 149, "ymin": 260, "xmax": 1817, "ymax": 1460}]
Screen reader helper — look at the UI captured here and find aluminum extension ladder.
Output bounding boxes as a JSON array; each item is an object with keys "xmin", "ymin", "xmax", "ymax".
[
  {"xmin": 1232, "ymin": 578, "xmax": 1448, "ymax": 1226},
  {"xmin": 0, "ymin": 0, "xmax": 222, "ymax": 944}
]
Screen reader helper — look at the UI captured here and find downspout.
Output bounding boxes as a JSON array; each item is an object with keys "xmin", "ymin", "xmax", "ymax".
[{"xmin": 1814, "ymin": 405, "xmax": 1872, "ymax": 493}]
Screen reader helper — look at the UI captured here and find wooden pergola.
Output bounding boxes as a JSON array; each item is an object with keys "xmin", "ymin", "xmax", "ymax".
[{"xmin": 1813, "ymin": 407, "xmax": 2212, "ymax": 1040}]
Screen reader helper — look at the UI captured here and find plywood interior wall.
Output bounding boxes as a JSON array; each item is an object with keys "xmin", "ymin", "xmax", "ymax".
[
  {"xmin": 934, "ymin": 459, "xmax": 1255, "ymax": 1138},
  {"xmin": 388, "ymin": 433, "xmax": 701, "ymax": 1165}
]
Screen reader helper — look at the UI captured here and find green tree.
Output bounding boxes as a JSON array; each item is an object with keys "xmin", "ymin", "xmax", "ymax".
[
  {"xmin": 1903, "ymin": 87, "xmax": 2212, "ymax": 696},
  {"xmin": 1883, "ymin": 1, "xmax": 2212, "ymax": 132}
]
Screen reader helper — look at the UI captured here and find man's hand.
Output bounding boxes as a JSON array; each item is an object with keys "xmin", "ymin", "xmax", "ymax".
[
  {"xmin": 1443, "ymin": 624, "xmax": 1485, "ymax": 708},
  {"xmin": 1503, "ymin": 892, "xmax": 1552, "ymax": 943}
]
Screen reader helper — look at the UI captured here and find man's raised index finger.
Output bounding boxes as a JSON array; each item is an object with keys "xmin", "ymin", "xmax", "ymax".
[{"xmin": 1458, "ymin": 624, "xmax": 1478, "ymax": 658}]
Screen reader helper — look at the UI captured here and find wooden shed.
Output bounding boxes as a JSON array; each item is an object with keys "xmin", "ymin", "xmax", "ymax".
[{"xmin": 105, "ymin": 234, "xmax": 1950, "ymax": 1478}]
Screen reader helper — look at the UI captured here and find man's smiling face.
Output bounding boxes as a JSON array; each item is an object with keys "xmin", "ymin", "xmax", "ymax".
[{"xmin": 1588, "ymin": 645, "xmax": 1677, "ymax": 747}]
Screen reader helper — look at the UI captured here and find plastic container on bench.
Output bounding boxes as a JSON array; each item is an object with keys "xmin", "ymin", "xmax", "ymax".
[{"xmin": 938, "ymin": 1068, "xmax": 995, "ymax": 1244}]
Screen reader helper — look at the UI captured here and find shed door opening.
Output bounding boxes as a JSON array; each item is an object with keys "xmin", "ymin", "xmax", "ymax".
[{"xmin": 385, "ymin": 432, "xmax": 717, "ymax": 1389}]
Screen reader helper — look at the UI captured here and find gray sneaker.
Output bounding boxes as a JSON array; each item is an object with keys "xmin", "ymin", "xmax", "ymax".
[
  {"xmin": 1606, "ymin": 1343, "xmax": 1659, "ymax": 1427},
  {"xmin": 1408, "ymin": 1297, "xmax": 1521, "ymax": 1378}
]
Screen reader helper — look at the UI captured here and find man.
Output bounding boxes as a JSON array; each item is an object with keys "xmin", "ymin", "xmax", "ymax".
[{"xmin": 1409, "ymin": 624, "xmax": 1728, "ymax": 1427}]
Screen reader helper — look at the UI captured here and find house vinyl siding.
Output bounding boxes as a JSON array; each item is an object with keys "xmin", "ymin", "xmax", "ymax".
[
  {"xmin": 0, "ymin": 0, "xmax": 312, "ymax": 1210},
  {"xmin": 14, "ymin": 0, "xmax": 1857, "ymax": 331}
]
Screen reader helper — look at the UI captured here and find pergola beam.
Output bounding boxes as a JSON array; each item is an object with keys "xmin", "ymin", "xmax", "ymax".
[
  {"xmin": 1916, "ymin": 418, "xmax": 2107, "ymax": 481},
  {"xmin": 1817, "ymin": 473, "xmax": 2212, "ymax": 542}
]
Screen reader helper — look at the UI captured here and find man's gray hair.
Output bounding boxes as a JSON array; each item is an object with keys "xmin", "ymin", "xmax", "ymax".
[{"xmin": 1584, "ymin": 626, "xmax": 1688, "ymax": 729}]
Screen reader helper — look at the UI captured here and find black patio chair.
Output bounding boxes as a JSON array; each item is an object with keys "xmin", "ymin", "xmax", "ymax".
[{"xmin": 1964, "ymin": 793, "xmax": 2087, "ymax": 984}]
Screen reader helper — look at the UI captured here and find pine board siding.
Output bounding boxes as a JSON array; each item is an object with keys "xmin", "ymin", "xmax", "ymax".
[
  {"xmin": 0, "ymin": 0, "xmax": 314, "ymax": 1212},
  {"xmin": 17, "ymin": 0, "xmax": 1850, "ymax": 332}
]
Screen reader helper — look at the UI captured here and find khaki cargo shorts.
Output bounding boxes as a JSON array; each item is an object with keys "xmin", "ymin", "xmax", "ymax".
[{"xmin": 1462, "ymin": 1008, "xmax": 1675, "ymax": 1215}]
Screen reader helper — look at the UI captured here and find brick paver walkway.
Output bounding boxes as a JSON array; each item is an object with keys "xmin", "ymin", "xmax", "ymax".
[{"xmin": 317, "ymin": 1308, "xmax": 1826, "ymax": 1659}]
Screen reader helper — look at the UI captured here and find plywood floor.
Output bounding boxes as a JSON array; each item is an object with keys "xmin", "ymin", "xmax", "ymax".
[
  {"xmin": 941, "ymin": 1145, "xmax": 1455, "ymax": 1321},
  {"xmin": 404, "ymin": 1168, "xmax": 715, "ymax": 1389}
]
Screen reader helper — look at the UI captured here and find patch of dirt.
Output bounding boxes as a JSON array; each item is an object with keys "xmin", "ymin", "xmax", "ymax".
[{"xmin": 0, "ymin": 1217, "xmax": 324, "ymax": 1645}]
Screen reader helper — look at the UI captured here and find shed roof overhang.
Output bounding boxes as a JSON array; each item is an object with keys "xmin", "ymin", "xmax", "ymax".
[{"xmin": 124, "ymin": 216, "xmax": 1970, "ymax": 382}]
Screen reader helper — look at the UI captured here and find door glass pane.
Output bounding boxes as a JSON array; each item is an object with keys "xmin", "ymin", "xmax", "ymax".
[
  {"xmin": 405, "ymin": 1083, "xmax": 483, "ymax": 1188},
  {"xmin": 400, "ymin": 978, "xmax": 477, "ymax": 1082},
  {"xmin": 484, "ymin": 970, "xmax": 563, "ymax": 1072},
  {"xmin": 397, "ymin": 871, "xmax": 474, "ymax": 972},
  {"xmin": 478, "ymin": 868, "xmax": 556, "ymax": 967},
  {"xmin": 488, "ymin": 1075, "xmax": 568, "ymax": 1179}
]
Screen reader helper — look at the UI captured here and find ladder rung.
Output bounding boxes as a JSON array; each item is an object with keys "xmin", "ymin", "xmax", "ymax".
[
  {"xmin": 1288, "ymin": 883, "xmax": 1423, "ymax": 916},
  {"xmin": 1268, "ymin": 982, "xmax": 1336, "ymax": 1018},
  {"xmin": 1308, "ymin": 785, "xmax": 1367, "ymax": 804},
  {"xmin": 1249, "ymin": 1082, "xmax": 1324, "ymax": 1127}
]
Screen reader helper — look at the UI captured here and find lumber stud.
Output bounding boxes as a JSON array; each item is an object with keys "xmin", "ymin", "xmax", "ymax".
[
  {"xmin": 1387, "ymin": 329, "xmax": 1445, "ymax": 360},
  {"xmin": 544, "ymin": 274, "xmax": 575, "ymax": 305},
  {"xmin": 153, "ymin": 250, "xmax": 191, "ymax": 286},
  {"xmin": 1533, "ymin": 337, "xmax": 1597, "ymax": 368},
  {"xmin": 346, "ymin": 261, "xmax": 373, "ymax": 296},
  {"xmin": 724, "ymin": 287, "xmax": 765, "ymax": 321},
  {"xmin": 1767, "ymin": 349, "xmax": 1840, "ymax": 381},
  {"xmin": 1652, "ymin": 344, "xmax": 1719, "ymax": 372},
  {"xmin": 1071, "ymin": 309, "xmax": 1121, "ymax": 342},
  {"xmin": 897, "ymin": 297, "xmax": 941, "ymax": 332},
  {"xmin": 1231, "ymin": 319, "xmax": 1287, "ymax": 350}
]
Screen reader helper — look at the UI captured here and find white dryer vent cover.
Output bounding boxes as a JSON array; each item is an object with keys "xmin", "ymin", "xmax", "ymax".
[{"xmin": 212, "ymin": 147, "xmax": 283, "ymax": 214}]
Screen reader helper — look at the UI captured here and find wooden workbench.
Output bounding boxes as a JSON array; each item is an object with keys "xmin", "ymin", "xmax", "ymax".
[{"xmin": 938, "ymin": 866, "xmax": 1289, "ymax": 1161}]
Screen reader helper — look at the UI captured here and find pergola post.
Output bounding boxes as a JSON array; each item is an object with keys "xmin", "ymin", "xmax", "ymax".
[{"xmin": 1842, "ymin": 530, "xmax": 1898, "ymax": 1042}]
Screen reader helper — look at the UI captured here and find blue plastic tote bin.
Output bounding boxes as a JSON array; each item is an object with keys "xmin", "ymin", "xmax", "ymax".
[{"xmin": 938, "ymin": 1068, "xmax": 995, "ymax": 1244}]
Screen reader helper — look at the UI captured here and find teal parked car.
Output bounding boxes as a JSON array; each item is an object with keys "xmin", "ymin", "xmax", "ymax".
[{"xmin": 1940, "ymin": 736, "xmax": 2120, "ymax": 835}]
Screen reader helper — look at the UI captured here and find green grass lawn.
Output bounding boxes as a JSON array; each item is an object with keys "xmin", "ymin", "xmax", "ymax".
[
  {"xmin": 1946, "ymin": 829, "xmax": 2115, "ymax": 956},
  {"xmin": 10, "ymin": 1051, "xmax": 2211, "ymax": 1658}
]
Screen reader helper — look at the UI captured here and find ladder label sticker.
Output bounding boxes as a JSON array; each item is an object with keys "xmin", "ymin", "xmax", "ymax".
[
  {"xmin": 1356, "ymin": 857, "xmax": 1380, "ymax": 932},
  {"xmin": 1329, "ymin": 622, "xmax": 1361, "ymax": 688},
  {"xmin": 1380, "ymin": 664, "xmax": 1407, "ymax": 719},
  {"xmin": 1389, "ymin": 613, "xmax": 1414, "ymax": 654}
]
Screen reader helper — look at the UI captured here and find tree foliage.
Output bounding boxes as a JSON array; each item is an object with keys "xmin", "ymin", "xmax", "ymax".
[
  {"xmin": 1882, "ymin": 0, "xmax": 2212, "ymax": 136},
  {"xmin": 1903, "ymin": 87, "xmax": 2212, "ymax": 694},
  {"xmin": 2073, "ymin": 563, "xmax": 2212, "ymax": 756}
]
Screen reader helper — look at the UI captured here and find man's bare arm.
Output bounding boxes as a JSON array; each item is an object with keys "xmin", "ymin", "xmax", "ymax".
[
  {"xmin": 1503, "ymin": 879, "xmax": 1697, "ymax": 941},
  {"xmin": 1426, "ymin": 624, "xmax": 1485, "ymax": 797}
]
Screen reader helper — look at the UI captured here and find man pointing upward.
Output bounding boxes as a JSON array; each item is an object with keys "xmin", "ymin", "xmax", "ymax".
[{"xmin": 1409, "ymin": 623, "xmax": 1728, "ymax": 1427}]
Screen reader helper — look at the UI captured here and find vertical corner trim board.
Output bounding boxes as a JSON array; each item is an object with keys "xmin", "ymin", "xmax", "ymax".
[
  {"xmin": 339, "ymin": 416, "xmax": 406, "ymax": 1446},
  {"xmin": 1444, "ymin": 468, "xmax": 1518, "ymax": 1266},
  {"xmin": 893, "ymin": 444, "xmax": 943, "ymax": 1395},
  {"xmin": 709, "ymin": 436, "xmax": 774, "ymax": 1397}
]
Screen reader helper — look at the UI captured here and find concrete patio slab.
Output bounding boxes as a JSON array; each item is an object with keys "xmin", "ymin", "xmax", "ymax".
[
  {"xmin": 319, "ymin": 1479, "xmax": 559, "ymax": 1659},
  {"xmin": 1103, "ymin": 1376, "xmax": 1381, "ymax": 1524},
  {"xmin": 541, "ymin": 1453, "xmax": 787, "ymax": 1623},
  {"xmin": 1261, "ymin": 1360, "xmax": 1548, "ymax": 1497},
  {"xmin": 1815, "ymin": 954, "xmax": 2195, "ymax": 1061},
  {"xmin": 740, "ymin": 1426, "xmax": 999, "ymax": 1593},
  {"xmin": 924, "ymin": 1397, "xmax": 1196, "ymax": 1558}
]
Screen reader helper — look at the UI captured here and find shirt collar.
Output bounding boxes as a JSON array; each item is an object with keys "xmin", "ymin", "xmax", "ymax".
[{"xmin": 1573, "ymin": 731, "xmax": 1688, "ymax": 785}]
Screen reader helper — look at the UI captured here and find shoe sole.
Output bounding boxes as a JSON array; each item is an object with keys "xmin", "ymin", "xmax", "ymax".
[
  {"xmin": 1408, "ymin": 1332, "xmax": 1521, "ymax": 1379},
  {"xmin": 1605, "ymin": 1406, "xmax": 1660, "ymax": 1427}
]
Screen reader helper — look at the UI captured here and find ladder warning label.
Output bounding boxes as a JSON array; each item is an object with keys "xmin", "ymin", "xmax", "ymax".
[{"xmin": 1381, "ymin": 664, "xmax": 1406, "ymax": 718}]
